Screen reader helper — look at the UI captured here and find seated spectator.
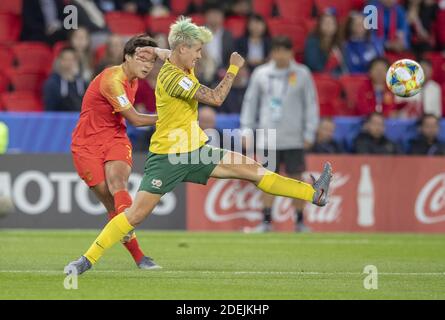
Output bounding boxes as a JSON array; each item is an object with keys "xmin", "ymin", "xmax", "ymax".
[
  {"xmin": 218, "ymin": 66, "xmax": 249, "ymax": 114},
  {"xmin": 43, "ymin": 47, "xmax": 87, "ymax": 112},
  {"xmin": 311, "ymin": 118, "xmax": 344, "ymax": 153},
  {"xmin": 356, "ymin": 57, "xmax": 396, "ymax": 116},
  {"xmin": 236, "ymin": 14, "xmax": 271, "ymax": 72},
  {"xmin": 204, "ymin": 3, "xmax": 235, "ymax": 78},
  {"xmin": 409, "ymin": 114, "xmax": 445, "ymax": 155},
  {"xmin": 304, "ymin": 9, "xmax": 344, "ymax": 76},
  {"xmin": 394, "ymin": 59, "xmax": 442, "ymax": 118},
  {"xmin": 343, "ymin": 11, "xmax": 384, "ymax": 73},
  {"xmin": 69, "ymin": 27, "xmax": 94, "ymax": 82},
  {"xmin": 354, "ymin": 112, "xmax": 401, "ymax": 154},
  {"xmin": 405, "ymin": 0, "xmax": 439, "ymax": 56},
  {"xmin": 72, "ymin": 0, "xmax": 109, "ymax": 48},
  {"xmin": 371, "ymin": 0, "xmax": 410, "ymax": 52},
  {"xmin": 95, "ymin": 34, "xmax": 124, "ymax": 75}
]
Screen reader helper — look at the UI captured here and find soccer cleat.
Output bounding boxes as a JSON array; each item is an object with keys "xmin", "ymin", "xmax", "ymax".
[
  {"xmin": 296, "ymin": 222, "xmax": 312, "ymax": 233},
  {"xmin": 64, "ymin": 256, "xmax": 92, "ymax": 275},
  {"xmin": 311, "ymin": 162, "xmax": 333, "ymax": 207},
  {"xmin": 137, "ymin": 256, "xmax": 162, "ymax": 270},
  {"xmin": 243, "ymin": 222, "xmax": 272, "ymax": 233}
]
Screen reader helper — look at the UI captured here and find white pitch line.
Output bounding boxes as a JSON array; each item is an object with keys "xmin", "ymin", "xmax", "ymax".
[{"xmin": 0, "ymin": 270, "xmax": 444, "ymax": 276}]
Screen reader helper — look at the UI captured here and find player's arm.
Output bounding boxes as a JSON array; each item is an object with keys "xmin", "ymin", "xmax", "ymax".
[
  {"xmin": 135, "ymin": 47, "xmax": 171, "ymax": 62},
  {"xmin": 193, "ymin": 52, "xmax": 245, "ymax": 107},
  {"xmin": 120, "ymin": 107, "xmax": 158, "ymax": 127}
]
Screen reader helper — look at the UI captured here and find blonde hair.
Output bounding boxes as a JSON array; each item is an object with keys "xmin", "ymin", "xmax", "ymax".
[{"xmin": 168, "ymin": 16, "xmax": 213, "ymax": 50}]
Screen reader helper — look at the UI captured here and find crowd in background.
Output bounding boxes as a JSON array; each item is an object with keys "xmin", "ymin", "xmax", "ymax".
[{"xmin": 1, "ymin": 0, "xmax": 445, "ymax": 156}]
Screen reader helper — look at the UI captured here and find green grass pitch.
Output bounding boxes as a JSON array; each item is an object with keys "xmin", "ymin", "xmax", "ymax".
[{"xmin": 0, "ymin": 230, "xmax": 444, "ymax": 299}]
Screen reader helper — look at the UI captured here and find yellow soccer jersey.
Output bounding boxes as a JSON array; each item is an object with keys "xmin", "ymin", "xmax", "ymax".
[{"xmin": 149, "ymin": 59, "xmax": 208, "ymax": 154}]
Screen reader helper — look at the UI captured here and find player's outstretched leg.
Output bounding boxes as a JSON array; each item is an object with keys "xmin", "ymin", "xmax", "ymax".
[
  {"xmin": 211, "ymin": 151, "xmax": 332, "ymax": 206},
  {"xmin": 65, "ymin": 191, "xmax": 162, "ymax": 275}
]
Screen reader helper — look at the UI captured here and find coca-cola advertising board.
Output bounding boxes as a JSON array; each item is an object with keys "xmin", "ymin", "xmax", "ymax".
[{"xmin": 187, "ymin": 155, "xmax": 445, "ymax": 233}]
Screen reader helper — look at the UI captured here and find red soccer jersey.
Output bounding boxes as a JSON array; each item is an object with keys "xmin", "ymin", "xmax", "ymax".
[{"xmin": 72, "ymin": 65, "xmax": 138, "ymax": 153}]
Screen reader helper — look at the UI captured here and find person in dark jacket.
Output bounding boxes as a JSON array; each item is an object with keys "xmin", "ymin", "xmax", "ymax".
[
  {"xmin": 409, "ymin": 114, "xmax": 445, "ymax": 155},
  {"xmin": 311, "ymin": 118, "xmax": 344, "ymax": 153},
  {"xmin": 43, "ymin": 47, "xmax": 87, "ymax": 112},
  {"xmin": 354, "ymin": 112, "xmax": 401, "ymax": 154}
]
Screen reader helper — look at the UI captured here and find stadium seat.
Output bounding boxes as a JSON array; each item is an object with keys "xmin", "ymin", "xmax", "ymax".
[
  {"xmin": 437, "ymin": 10, "xmax": 445, "ymax": 49},
  {"xmin": 12, "ymin": 42, "xmax": 53, "ymax": 73},
  {"xmin": 442, "ymin": 83, "xmax": 445, "ymax": 116},
  {"xmin": 52, "ymin": 41, "xmax": 69, "ymax": 60},
  {"xmin": 94, "ymin": 44, "xmax": 107, "ymax": 66},
  {"xmin": 8, "ymin": 69, "xmax": 46, "ymax": 93},
  {"xmin": 338, "ymin": 74, "xmax": 369, "ymax": 115},
  {"xmin": 276, "ymin": 0, "xmax": 314, "ymax": 22},
  {"xmin": 171, "ymin": 0, "xmax": 191, "ymax": 15},
  {"xmin": 0, "ymin": 72, "xmax": 9, "ymax": 95},
  {"xmin": 0, "ymin": 0, "xmax": 22, "ymax": 15},
  {"xmin": 0, "ymin": 46, "xmax": 14, "ymax": 70},
  {"xmin": 224, "ymin": 16, "xmax": 247, "ymax": 38},
  {"xmin": 1, "ymin": 91, "xmax": 43, "ymax": 112},
  {"xmin": 189, "ymin": 14, "xmax": 205, "ymax": 26},
  {"xmin": 267, "ymin": 18, "xmax": 308, "ymax": 53},
  {"xmin": 252, "ymin": 0, "xmax": 274, "ymax": 17},
  {"xmin": 385, "ymin": 51, "xmax": 416, "ymax": 64},
  {"xmin": 0, "ymin": 13, "xmax": 21, "ymax": 42},
  {"xmin": 105, "ymin": 12, "xmax": 146, "ymax": 36},
  {"xmin": 146, "ymin": 15, "xmax": 178, "ymax": 35},
  {"xmin": 313, "ymin": 73, "xmax": 344, "ymax": 116}
]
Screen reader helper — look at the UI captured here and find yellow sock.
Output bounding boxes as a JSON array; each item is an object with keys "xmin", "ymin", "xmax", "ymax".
[
  {"xmin": 257, "ymin": 171, "xmax": 315, "ymax": 202},
  {"xmin": 84, "ymin": 213, "xmax": 134, "ymax": 264}
]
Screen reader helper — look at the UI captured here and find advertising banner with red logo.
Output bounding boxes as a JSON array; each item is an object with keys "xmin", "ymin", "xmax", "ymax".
[{"xmin": 186, "ymin": 155, "xmax": 445, "ymax": 233}]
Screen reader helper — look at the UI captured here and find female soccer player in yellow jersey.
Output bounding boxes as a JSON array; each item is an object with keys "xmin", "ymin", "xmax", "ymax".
[{"xmin": 66, "ymin": 16, "xmax": 333, "ymax": 274}]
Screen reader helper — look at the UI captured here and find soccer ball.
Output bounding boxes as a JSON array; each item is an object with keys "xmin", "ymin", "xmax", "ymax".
[{"xmin": 386, "ymin": 59, "xmax": 424, "ymax": 97}]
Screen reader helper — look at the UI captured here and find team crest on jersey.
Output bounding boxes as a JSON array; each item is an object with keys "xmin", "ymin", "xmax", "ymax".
[
  {"xmin": 116, "ymin": 94, "xmax": 130, "ymax": 107},
  {"xmin": 179, "ymin": 77, "xmax": 193, "ymax": 90},
  {"xmin": 151, "ymin": 179, "xmax": 163, "ymax": 188}
]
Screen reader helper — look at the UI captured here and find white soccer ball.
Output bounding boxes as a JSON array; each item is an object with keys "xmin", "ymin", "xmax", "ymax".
[{"xmin": 386, "ymin": 59, "xmax": 425, "ymax": 97}]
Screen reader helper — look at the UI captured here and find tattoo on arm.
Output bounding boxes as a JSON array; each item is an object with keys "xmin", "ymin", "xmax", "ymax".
[{"xmin": 194, "ymin": 72, "xmax": 235, "ymax": 106}]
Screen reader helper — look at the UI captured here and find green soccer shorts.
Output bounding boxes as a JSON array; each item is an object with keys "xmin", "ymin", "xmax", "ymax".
[{"xmin": 138, "ymin": 144, "xmax": 227, "ymax": 194}]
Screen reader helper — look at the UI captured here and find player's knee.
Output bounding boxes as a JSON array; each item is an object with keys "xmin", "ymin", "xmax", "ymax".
[
  {"xmin": 126, "ymin": 209, "xmax": 144, "ymax": 226},
  {"xmin": 107, "ymin": 178, "xmax": 127, "ymax": 194}
]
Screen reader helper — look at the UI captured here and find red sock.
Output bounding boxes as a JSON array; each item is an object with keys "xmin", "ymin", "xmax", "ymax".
[{"xmin": 110, "ymin": 190, "xmax": 145, "ymax": 264}]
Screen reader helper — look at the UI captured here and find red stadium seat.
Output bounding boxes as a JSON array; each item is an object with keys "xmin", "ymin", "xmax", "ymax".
[
  {"xmin": 12, "ymin": 42, "xmax": 53, "ymax": 73},
  {"xmin": 171, "ymin": 0, "xmax": 191, "ymax": 15},
  {"xmin": 7, "ymin": 69, "xmax": 46, "ymax": 93},
  {"xmin": 1, "ymin": 91, "xmax": 43, "ymax": 112},
  {"xmin": 0, "ymin": 72, "xmax": 9, "ymax": 95},
  {"xmin": 0, "ymin": 13, "xmax": 21, "ymax": 42},
  {"xmin": 437, "ymin": 10, "xmax": 445, "ymax": 49},
  {"xmin": 0, "ymin": 46, "xmax": 14, "ymax": 70},
  {"xmin": 253, "ymin": 0, "xmax": 274, "ymax": 18},
  {"xmin": 338, "ymin": 74, "xmax": 369, "ymax": 115},
  {"xmin": 146, "ymin": 15, "xmax": 178, "ymax": 35},
  {"xmin": 276, "ymin": 0, "xmax": 314, "ymax": 22},
  {"xmin": 313, "ymin": 73, "xmax": 344, "ymax": 116},
  {"xmin": 189, "ymin": 14, "xmax": 205, "ymax": 26},
  {"xmin": 52, "ymin": 41, "xmax": 69, "ymax": 59},
  {"xmin": 94, "ymin": 44, "xmax": 107, "ymax": 66},
  {"xmin": 385, "ymin": 51, "xmax": 416, "ymax": 64},
  {"xmin": 267, "ymin": 18, "xmax": 308, "ymax": 53},
  {"xmin": 105, "ymin": 12, "xmax": 146, "ymax": 36},
  {"xmin": 0, "ymin": 0, "xmax": 22, "ymax": 14},
  {"xmin": 225, "ymin": 16, "xmax": 247, "ymax": 38},
  {"xmin": 442, "ymin": 83, "xmax": 445, "ymax": 116}
]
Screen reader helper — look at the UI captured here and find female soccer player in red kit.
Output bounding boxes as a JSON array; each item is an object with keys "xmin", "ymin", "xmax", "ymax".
[{"xmin": 71, "ymin": 35, "xmax": 168, "ymax": 269}]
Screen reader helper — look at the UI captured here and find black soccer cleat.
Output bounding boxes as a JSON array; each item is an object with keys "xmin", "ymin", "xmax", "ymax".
[{"xmin": 311, "ymin": 162, "xmax": 333, "ymax": 207}]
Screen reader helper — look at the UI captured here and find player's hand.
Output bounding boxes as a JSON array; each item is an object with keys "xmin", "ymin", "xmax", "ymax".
[
  {"xmin": 230, "ymin": 52, "xmax": 245, "ymax": 68},
  {"xmin": 135, "ymin": 47, "xmax": 155, "ymax": 63},
  {"xmin": 154, "ymin": 48, "xmax": 171, "ymax": 61}
]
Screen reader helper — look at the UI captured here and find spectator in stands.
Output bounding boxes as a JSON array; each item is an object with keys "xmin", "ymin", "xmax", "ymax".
[
  {"xmin": 95, "ymin": 34, "xmax": 124, "ymax": 75},
  {"xmin": 354, "ymin": 112, "xmax": 401, "ymax": 154},
  {"xmin": 408, "ymin": 114, "xmax": 445, "ymax": 155},
  {"xmin": 43, "ymin": 47, "xmax": 87, "ymax": 112},
  {"xmin": 204, "ymin": 3, "xmax": 235, "ymax": 78},
  {"xmin": 343, "ymin": 11, "xmax": 384, "ymax": 74},
  {"xmin": 405, "ymin": 0, "xmax": 439, "ymax": 56},
  {"xmin": 228, "ymin": 0, "xmax": 252, "ymax": 17},
  {"xmin": 371, "ymin": 0, "xmax": 410, "ymax": 52},
  {"xmin": 194, "ymin": 47, "xmax": 219, "ymax": 86},
  {"xmin": 241, "ymin": 36, "xmax": 319, "ymax": 233},
  {"xmin": 69, "ymin": 27, "xmax": 94, "ymax": 82},
  {"xmin": 20, "ymin": 0, "xmax": 66, "ymax": 44},
  {"xmin": 394, "ymin": 59, "xmax": 442, "ymax": 118},
  {"xmin": 311, "ymin": 118, "xmax": 344, "ymax": 153},
  {"xmin": 304, "ymin": 9, "xmax": 344, "ymax": 76},
  {"xmin": 236, "ymin": 14, "xmax": 272, "ymax": 72},
  {"xmin": 72, "ymin": 0, "xmax": 109, "ymax": 48},
  {"xmin": 356, "ymin": 57, "xmax": 396, "ymax": 117}
]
